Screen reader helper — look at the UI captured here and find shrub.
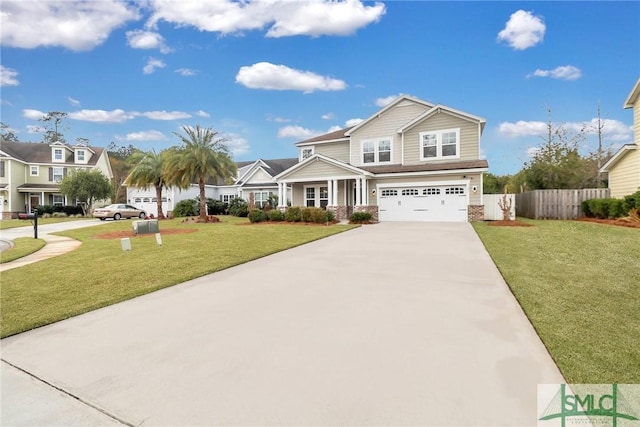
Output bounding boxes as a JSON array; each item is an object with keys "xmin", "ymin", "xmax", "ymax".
[
  {"xmin": 285, "ymin": 206, "xmax": 302, "ymax": 222},
  {"xmin": 60, "ymin": 205, "xmax": 83, "ymax": 216},
  {"xmin": 248, "ymin": 209, "xmax": 266, "ymax": 223},
  {"xmin": 326, "ymin": 210, "xmax": 335, "ymax": 222},
  {"xmin": 623, "ymin": 190, "xmax": 640, "ymax": 212},
  {"xmin": 35, "ymin": 205, "xmax": 54, "ymax": 215},
  {"xmin": 267, "ymin": 209, "xmax": 285, "ymax": 221},
  {"xmin": 311, "ymin": 207, "xmax": 330, "ymax": 223},
  {"xmin": 228, "ymin": 198, "xmax": 249, "ymax": 217},
  {"xmin": 301, "ymin": 207, "xmax": 314, "ymax": 222},
  {"xmin": 608, "ymin": 199, "xmax": 625, "ymax": 218},
  {"xmin": 350, "ymin": 211, "xmax": 372, "ymax": 223},
  {"xmin": 206, "ymin": 199, "xmax": 227, "ymax": 215},
  {"xmin": 173, "ymin": 199, "xmax": 198, "ymax": 217},
  {"xmin": 581, "ymin": 200, "xmax": 592, "ymax": 217},
  {"xmin": 586, "ymin": 198, "xmax": 626, "ymax": 219}
]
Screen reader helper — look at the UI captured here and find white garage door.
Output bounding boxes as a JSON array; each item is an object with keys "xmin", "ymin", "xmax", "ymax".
[{"xmin": 378, "ymin": 186, "xmax": 468, "ymax": 222}]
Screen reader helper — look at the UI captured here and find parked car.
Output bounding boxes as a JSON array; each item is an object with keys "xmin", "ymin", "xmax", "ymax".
[{"xmin": 92, "ymin": 204, "xmax": 146, "ymax": 221}]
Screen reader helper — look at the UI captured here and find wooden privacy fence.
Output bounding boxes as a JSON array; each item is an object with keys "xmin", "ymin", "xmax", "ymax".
[
  {"xmin": 484, "ymin": 194, "xmax": 516, "ymax": 220},
  {"xmin": 515, "ymin": 188, "xmax": 610, "ymax": 219}
]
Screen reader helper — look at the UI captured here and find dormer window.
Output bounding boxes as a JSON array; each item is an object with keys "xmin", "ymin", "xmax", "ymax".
[
  {"xmin": 77, "ymin": 150, "xmax": 85, "ymax": 162},
  {"xmin": 54, "ymin": 148, "xmax": 64, "ymax": 161},
  {"xmin": 301, "ymin": 147, "xmax": 314, "ymax": 160}
]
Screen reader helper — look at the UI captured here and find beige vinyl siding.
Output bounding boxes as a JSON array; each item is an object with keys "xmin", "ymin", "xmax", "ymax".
[
  {"xmin": 609, "ymin": 150, "xmax": 640, "ymax": 198},
  {"xmin": 634, "ymin": 101, "xmax": 640, "ymax": 145},
  {"xmin": 245, "ymin": 168, "xmax": 273, "ymax": 184},
  {"xmin": 403, "ymin": 112, "xmax": 479, "ymax": 163},
  {"xmin": 350, "ymin": 102, "xmax": 430, "ymax": 165},
  {"xmin": 284, "ymin": 160, "xmax": 359, "ymax": 181},
  {"xmin": 314, "ymin": 141, "xmax": 350, "ymax": 162},
  {"xmin": 9, "ymin": 160, "xmax": 26, "ymax": 211},
  {"xmin": 370, "ymin": 173, "xmax": 483, "ymax": 206}
]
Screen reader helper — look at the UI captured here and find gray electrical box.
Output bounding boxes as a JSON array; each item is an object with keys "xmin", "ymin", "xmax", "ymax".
[{"xmin": 133, "ymin": 219, "xmax": 159, "ymax": 235}]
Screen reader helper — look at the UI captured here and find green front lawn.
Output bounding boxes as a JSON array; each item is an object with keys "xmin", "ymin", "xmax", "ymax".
[
  {"xmin": 1, "ymin": 216, "xmax": 357, "ymax": 338},
  {"xmin": 0, "ymin": 238, "xmax": 46, "ymax": 263},
  {"xmin": 473, "ymin": 220, "xmax": 640, "ymax": 383}
]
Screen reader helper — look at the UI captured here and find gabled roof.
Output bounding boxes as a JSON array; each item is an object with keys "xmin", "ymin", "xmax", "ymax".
[
  {"xmin": 296, "ymin": 127, "xmax": 353, "ymax": 146},
  {"xmin": 0, "ymin": 141, "xmax": 105, "ymax": 166},
  {"xmin": 397, "ymin": 104, "xmax": 487, "ymax": 134},
  {"xmin": 274, "ymin": 153, "xmax": 372, "ymax": 180},
  {"xmin": 624, "ymin": 78, "xmax": 640, "ymax": 109},
  {"xmin": 345, "ymin": 95, "xmax": 436, "ymax": 136},
  {"xmin": 235, "ymin": 158, "xmax": 298, "ymax": 184},
  {"xmin": 600, "ymin": 144, "xmax": 637, "ymax": 172}
]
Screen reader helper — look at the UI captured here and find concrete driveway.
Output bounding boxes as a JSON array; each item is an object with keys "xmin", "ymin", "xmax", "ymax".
[{"xmin": 1, "ymin": 222, "xmax": 564, "ymax": 426}]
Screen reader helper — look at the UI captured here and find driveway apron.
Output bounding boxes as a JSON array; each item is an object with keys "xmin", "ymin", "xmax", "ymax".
[{"xmin": 1, "ymin": 222, "xmax": 564, "ymax": 426}]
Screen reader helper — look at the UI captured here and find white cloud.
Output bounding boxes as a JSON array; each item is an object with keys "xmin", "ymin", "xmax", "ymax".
[
  {"xmin": 375, "ymin": 94, "xmax": 403, "ymax": 107},
  {"xmin": 143, "ymin": 58, "xmax": 166, "ymax": 75},
  {"xmin": 528, "ymin": 65, "xmax": 582, "ymax": 81},
  {"xmin": 277, "ymin": 125, "xmax": 320, "ymax": 139},
  {"xmin": 327, "ymin": 125, "xmax": 343, "ymax": 133},
  {"xmin": 225, "ymin": 135, "xmax": 250, "ymax": 156},
  {"xmin": 69, "ymin": 109, "xmax": 135, "ymax": 123},
  {"xmin": 195, "ymin": 110, "xmax": 210, "ymax": 118},
  {"xmin": 146, "ymin": 0, "xmax": 385, "ymax": 38},
  {"xmin": 498, "ymin": 120, "xmax": 548, "ymax": 137},
  {"xmin": 497, "ymin": 10, "xmax": 545, "ymax": 50},
  {"xmin": 1, "ymin": 65, "xmax": 19, "ymax": 86},
  {"xmin": 126, "ymin": 30, "xmax": 172, "ymax": 54},
  {"xmin": 321, "ymin": 112, "xmax": 335, "ymax": 120},
  {"xmin": 0, "ymin": 0, "xmax": 139, "ymax": 51},
  {"xmin": 67, "ymin": 96, "xmax": 81, "ymax": 106},
  {"xmin": 118, "ymin": 130, "xmax": 167, "ymax": 142},
  {"xmin": 23, "ymin": 109, "xmax": 46, "ymax": 120},
  {"xmin": 266, "ymin": 115, "xmax": 291, "ymax": 123},
  {"xmin": 236, "ymin": 62, "xmax": 346, "ymax": 93},
  {"xmin": 345, "ymin": 118, "xmax": 364, "ymax": 127},
  {"xmin": 175, "ymin": 68, "xmax": 198, "ymax": 76},
  {"xmin": 140, "ymin": 110, "xmax": 192, "ymax": 120}
]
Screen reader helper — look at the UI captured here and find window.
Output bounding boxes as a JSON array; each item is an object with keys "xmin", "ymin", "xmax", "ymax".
[
  {"xmin": 52, "ymin": 194, "xmax": 64, "ymax": 206},
  {"xmin": 151, "ymin": 197, "xmax": 157, "ymax": 202},
  {"xmin": 319, "ymin": 186, "xmax": 328, "ymax": 208},
  {"xmin": 301, "ymin": 147, "xmax": 314, "ymax": 160},
  {"xmin": 54, "ymin": 148, "xmax": 63, "ymax": 161},
  {"xmin": 305, "ymin": 187, "xmax": 315, "ymax": 207},
  {"xmin": 52, "ymin": 167, "xmax": 64, "ymax": 182},
  {"xmin": 445, "ymin": 187, "xmax": 465, "ymax": 195},
  {"xmin": 381, "ymin": 189, "xmax": 398, "ymax": 197},
  {"xmin": 362, "ymin": 138, "xmax": 392, "ymax": 164},
  {"xmin": 0, "ymin": 161, "xmax": 4, "ymax": 177},
  {"xmin": 143, "ymin": 197, "xmax": 150, "ymax": 203},
  {"xmin": 401, "ymin": 189, "xmax": 419, "ymax": 196},
  {"xmin": 134, "ymin": 198, "xmax": 142, "ymax": 203},
  {"xmin": 30, "ymin": 166, "xmax": 39, "ymax": 176},
  {"xmin": 420, "ymin": 128, "xmax": 460, "ymax": 160},
  {"xmin": 423, "ymin": 188, "xmax": 441, "ymax": 195},
  {"xmin": 76, "ymin": 150, "xmax": 85, "ymax": 162},
  {"xmin": 220, "ymin": 194, "xmax": 236, "ymax": 203},
  {"xmin": 254, "ymin": 191, "xmax": 271, "ymax": 208}
]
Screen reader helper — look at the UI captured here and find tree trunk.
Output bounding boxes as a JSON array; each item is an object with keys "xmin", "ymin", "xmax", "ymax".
[
  {"xmin": 199, "ymin": 178, "xmax": 206, "ymax": 220},
  {"xmin": 155, "ymin": 185, "xmax": 165, "ymax": 219}
]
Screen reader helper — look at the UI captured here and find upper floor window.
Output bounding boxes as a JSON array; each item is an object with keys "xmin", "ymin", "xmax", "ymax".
[
  {"xmin": 51, "ymin": 167, "xmax": 65, "ymax": 182},
  {"xmin": 420, "ymin": 128, "xmax": 460, "ymax": 160},
  {"xmin": 0, "ymin": 160, "xmax": 4, "ymax": 177},
  {"xmin": 301, "ymin": 147, "xmax": 314, "ymax": 160},
  {"xmin": 30, "ymin": 166, "xmax": 39, "ymax": 176},
  {"xmin": 54, "ymin": 148, "xmax": 64, "ymax": 161},
  {"xmin": 76, "ymin": 150, "xmax": 85, "ymax": 162},
  {"xmin": 362, "ymin": 138, "xmax": 392, "ymax": 164}
]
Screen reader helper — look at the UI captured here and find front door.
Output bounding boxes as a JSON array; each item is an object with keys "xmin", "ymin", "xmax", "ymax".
[{"xmin": 29, "ymin": 194, "xmax": 40, "ymax": 212}]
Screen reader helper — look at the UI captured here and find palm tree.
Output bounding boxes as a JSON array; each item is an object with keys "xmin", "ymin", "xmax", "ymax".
[
  {"xmin": 167, "ymin": 124, "xmax": 237, "ymax": 221},
  {"xmin": 125, "ymin": 149, "xmax": 169, "ymax": 219}
]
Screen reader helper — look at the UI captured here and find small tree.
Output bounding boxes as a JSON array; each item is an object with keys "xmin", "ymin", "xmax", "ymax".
[
  {"xmin": 497, "ymin": 187, "xmax": 513, "ymax": 221},
  {"xmin": 39, "ymin": 111, "xmax": 69, "ymax": 143},
  {"xmin": 0, "ymin": 122, "xmax": 19, "ymax": 142},
  {"xmin": 59, "ymin": 170, "xmax": 112, "ymax": 215}
]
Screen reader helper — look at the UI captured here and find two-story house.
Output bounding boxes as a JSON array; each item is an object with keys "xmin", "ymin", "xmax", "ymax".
[
  {"xmin": 274, "ymin": 95, "xmax": 488, "ymax": 222},
  {"xmin": 601, "ymin": 77, "xmax": 640, "ymax": 198},
  {"xmin": 0, "ymin": 141, "xmax": 113, "ymax": 219}
]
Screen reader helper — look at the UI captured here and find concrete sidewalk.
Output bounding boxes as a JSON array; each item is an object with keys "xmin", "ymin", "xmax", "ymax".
[{"xmin": 1, "ymin": 223, "xmax": 564, "ymax": 426}]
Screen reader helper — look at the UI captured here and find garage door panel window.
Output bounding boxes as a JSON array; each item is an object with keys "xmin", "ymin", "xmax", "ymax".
[
  {"xmin": 362, "ymin": 138, "xmax": 392, "ymax": 164},
  {"xmin": 423, "ymin": 188, "xmax": 441, "ymax": 195},
  {"xmin": 381, "ymin": 189, "xmax": 398, "ymax": 197},
  {"xmin": 401, "ymin": 189, "xmax": 419, "ymax": 196},
  {"xmin": 420, "ymin": 129, "xmax": 460, "ymax": 160},
  {"xmin": 445, "ymin": 187, "xmax": 465, "ymax": 195}
]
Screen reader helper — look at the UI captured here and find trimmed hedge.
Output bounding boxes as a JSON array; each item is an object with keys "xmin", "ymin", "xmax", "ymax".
[
  {"xmin": 285, "ymin": 206, "xmax": 302, "ymax": 222},
  {"xmin": 248, "ymin": 209, "xmax": 266, "ymax": 223},
  {"xmin": 35, "ymin": 205, "xmax": 84, "ymax": 216},
  {"xmin": 267, "ymin": 209, "xmax": 285, "ymax": 221},
  {"xmin": 582, "ymin": 198, "xmax": 628, "ymax": 219},
  {"xmin": 349, "ymin": 211, "xmax": 372, "ymax": 223},
  {"xmin": 173, "ymin": 199, "xmax": 198, "ymax": 217},
  {"xmin": 228, "ymin": 198, "xmax": 249, "ymax": 217}
]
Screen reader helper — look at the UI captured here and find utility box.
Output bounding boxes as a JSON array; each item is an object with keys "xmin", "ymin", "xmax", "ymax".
[{"xmin": 133, "ymin": 219, "xmax": 159, "ymax": 235}]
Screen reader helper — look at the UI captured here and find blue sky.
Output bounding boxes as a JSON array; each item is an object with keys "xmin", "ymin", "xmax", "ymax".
[{"xmin": 1, "ymin": 0, "xmax": 638, "ymax": 175}]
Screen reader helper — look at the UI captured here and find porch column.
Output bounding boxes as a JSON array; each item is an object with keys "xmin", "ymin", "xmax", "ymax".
[
  {"xmin": 362, "ymin": 179, "xmax": 368, "ymax": 205},
  {"xmin": 343, "ymin": 180, "xmax": 347, "ymax": 206},
  {"xmin": 327, "ymin": 179, "xmax": 333, "ymax": 206},
  {"xmin": 277, "ymin": 182, "xmax": 283, "ymax": 207},
  {"xmin": 332, "ymin": 179, "xmax": 338, "ymax": 206},
  {"xmin": 41, "ymin": 191, "xmax": 45, "ymax": 206},
  {"xmin": 355, "ymin": 178, "xmax": 361, "ymax": 206}
]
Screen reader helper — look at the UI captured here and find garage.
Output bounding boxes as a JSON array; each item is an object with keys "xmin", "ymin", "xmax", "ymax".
[{"xmin": 378, "ymin": 185, "xmax": 468, "ymax": 222}]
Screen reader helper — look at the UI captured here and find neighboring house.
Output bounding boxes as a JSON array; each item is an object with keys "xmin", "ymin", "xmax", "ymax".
[
  {"xmin": 601, "ymin": 77, "xmax": 640, "ymax": 198},
  {"xmin": 275, "ymin": 95, "xmax": 488, "ymax": 222},
  {"xmin": 126, "ymin": 158, "xmax": 298, "ymax": 217},
  {"xmin": 0, "ymin": 141, "xmax": 113, "ymax": 219}
]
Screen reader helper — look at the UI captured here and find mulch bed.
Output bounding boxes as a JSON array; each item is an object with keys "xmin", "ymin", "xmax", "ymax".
[
  {"xmin": 237, "ymin": 220, "xmax": 341, "ymax": 226},
  {"xmin": 93, "ymin": 229, "xmax": 197, "ymax": 240},
  {"xmin": 487, "ymin": 220, "xmax": 534, "ymax": 227},
  {"xmin": 575, "ymin": 217, "xmax": 640, "ymax": 229}
]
